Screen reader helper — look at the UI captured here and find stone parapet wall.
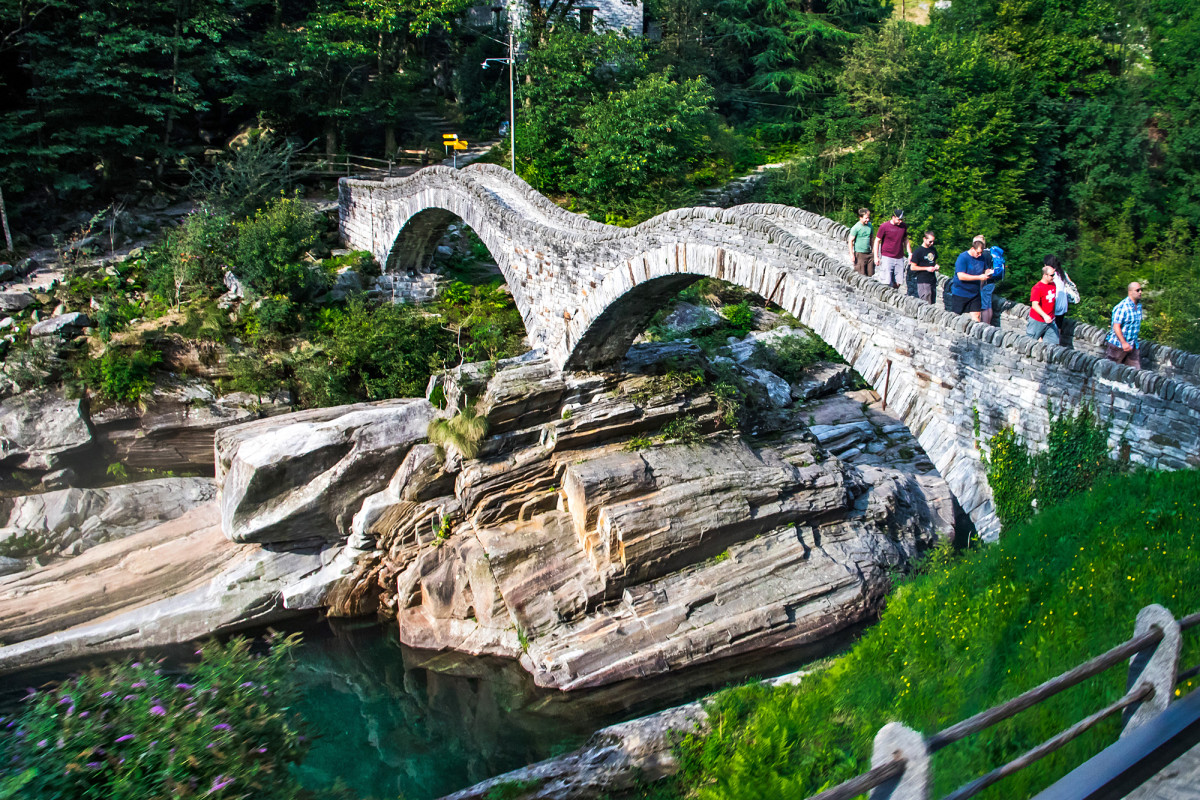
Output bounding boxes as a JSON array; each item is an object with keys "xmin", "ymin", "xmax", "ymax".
[{"xmin": 339, "ymin": 165, "xmax": 1200, "ymax": 540}]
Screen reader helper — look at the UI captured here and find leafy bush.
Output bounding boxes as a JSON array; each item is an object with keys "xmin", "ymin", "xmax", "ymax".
[
  {"xmin": 94, "ymin": 296, "xmax": 142, "ymax": 341},
  {"xmin": 750, "ymin": 334, "xmax": 843, "ymax": 383},
  {"xmin": 0, "ymin": 634, "xmax": 311, "ymax": 800},
  {"xmin": 720, "ymin": 301, "xmax": 755, "ymax": 336},
  {"xmin": 984, "ymin": 407, "xmax": 1117, "ymax": 528},
  {"xmin": 673, "ymin": 468, "xmax": 1200, "ymax": 800},
  {"xmin": 244, "ymin": 295, "xmax": 300, "ymax": 347},
  {"xmin": 220, "ymin": 351, "xmax": 290, "ymax": 401},
  {"xmin": 77, "ymin": 345, "xmax": 162, "ymax": 404},
  {"xmin": 233, "ymin": 198, "xmax": 323, "ymax": 301},
  {"xmin": 435, "ymin": 281, "xmax": 527, "ymax": 364},
  {"xmin": 661, "ymin": 415, "xmax": 702, "ymax": 445},
  {"xmin": 147, "ymin": 208, "xmax": 232, "ymax": 307},
  {"xmin": 294, "ymin": 298, "xmax": 454, "ymax": 407}
]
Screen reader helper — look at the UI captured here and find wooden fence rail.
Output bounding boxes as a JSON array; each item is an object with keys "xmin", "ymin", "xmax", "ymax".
[
  {"xmin": 290, "ymin": 150, "xmax": 436, "ymax": 179},
  {"xmin": 799, "ymin": 604, "xmax": 1197, "ymax": 800}
]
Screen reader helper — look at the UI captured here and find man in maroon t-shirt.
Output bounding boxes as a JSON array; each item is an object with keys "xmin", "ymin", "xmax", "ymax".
[
  {"xmin": 872, "ymin": 209, "xmax": 910, "ymax": 290},
  {"xmin": 1027, "ymin": 264, "xmax": 1060, "ymax": 346}
]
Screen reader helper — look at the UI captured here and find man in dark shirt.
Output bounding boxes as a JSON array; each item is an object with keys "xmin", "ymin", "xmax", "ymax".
[
  {"xmin": 873, "ymin": 209, "xmax": 910, "ymax": 290},
  {"xmin": 949, "ymin": 238, "xmax": 994, "ymax": 321},
  {"xmin": 909, "ymin": 231, "xmax": 939, "ymax": 304}
]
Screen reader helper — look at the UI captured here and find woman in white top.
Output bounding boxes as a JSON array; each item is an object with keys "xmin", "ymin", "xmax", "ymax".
[{"xmin": 1046, "ymin": 255, "xmax": 1080, "ymax": 344}]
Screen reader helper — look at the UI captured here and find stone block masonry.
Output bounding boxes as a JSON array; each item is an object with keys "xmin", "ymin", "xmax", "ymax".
[{"xmin": 340, "ymin": 165, "xmax": 1200, "ymax": 541}]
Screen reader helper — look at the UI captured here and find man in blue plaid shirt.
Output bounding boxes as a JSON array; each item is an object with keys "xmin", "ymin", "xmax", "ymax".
[{"xmin": 1105, "ymin": 282, "xmax": 1144, "ymax": 369}]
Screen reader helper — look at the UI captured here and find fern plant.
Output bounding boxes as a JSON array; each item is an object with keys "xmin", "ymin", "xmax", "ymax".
[{"xmin": 427, "ymin": 404, "xmax": 489, "ymax": 460}]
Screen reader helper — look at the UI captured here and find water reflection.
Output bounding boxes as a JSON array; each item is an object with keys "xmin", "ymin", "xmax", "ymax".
[
  {"xmin": 291, "ymin": 620, "xmax": 606, "ymax": 800},
  {"xmin": 290, "ymin": 617, "xmax": 863, "ymax": 800}
]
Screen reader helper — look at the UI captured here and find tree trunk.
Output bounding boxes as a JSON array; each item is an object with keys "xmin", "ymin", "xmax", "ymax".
[
  {"xmin": 325, "ymin": 121, "xmax": 338, "ymax": 156},
  {"xmin": 385, "ymin": 125, "xmax": 397, "ymax": 159},
  {"xmin": 159, "ymin": 4, "xmax": 185, "ymax": 179},
  {"xmin": 0, "ymin": 183, "xmax": 12, "ymax": 253}
]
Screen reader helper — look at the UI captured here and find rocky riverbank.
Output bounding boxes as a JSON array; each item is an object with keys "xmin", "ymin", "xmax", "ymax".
[{"xmin": 0, "ymin": 330, "xmax": 955, "ymax": 687}]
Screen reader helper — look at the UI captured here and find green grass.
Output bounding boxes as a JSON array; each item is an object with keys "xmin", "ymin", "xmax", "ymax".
[{"xmin": 670, "ymin": 468, "xmax": 1200, "ymax": 800}]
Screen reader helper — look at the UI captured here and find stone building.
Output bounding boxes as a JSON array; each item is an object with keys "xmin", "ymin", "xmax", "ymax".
[{"xmin": 470, "ymin": 0, "xmax": 645, "ymax": 37}]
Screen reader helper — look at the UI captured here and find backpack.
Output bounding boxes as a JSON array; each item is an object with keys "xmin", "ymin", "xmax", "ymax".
[{"xmin": 988, "ymin": 246, "xmax": 1006, "ymax": 282}]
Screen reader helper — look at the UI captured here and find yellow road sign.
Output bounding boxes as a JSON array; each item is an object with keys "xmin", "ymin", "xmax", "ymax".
[
  {"xmin": 442, "ymin": 134, "xmax": 459, "ymax": 141},
  {"xmin": 453, "ymin": 141, "xmax": 469, "ymax": 150}
]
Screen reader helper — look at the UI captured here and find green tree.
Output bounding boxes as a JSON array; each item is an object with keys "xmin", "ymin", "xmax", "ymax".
[{"xmin": 572, "ymin": 70, "xmax": 719, "ymax": 212}]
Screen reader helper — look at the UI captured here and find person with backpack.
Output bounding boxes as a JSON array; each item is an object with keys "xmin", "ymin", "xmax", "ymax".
[
  {"xmin": 948, "ymin": 236, "xmax": 994, "ymax": 321},
  {"xmin": 976, "ymin": 236, "xmax": 1004, "ymax": 325}
]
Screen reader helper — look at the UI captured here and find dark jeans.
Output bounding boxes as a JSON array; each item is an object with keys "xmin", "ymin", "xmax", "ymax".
[{"xmin": 1106, "ymin": 343, "xmax": 1142, "ymax": 370}]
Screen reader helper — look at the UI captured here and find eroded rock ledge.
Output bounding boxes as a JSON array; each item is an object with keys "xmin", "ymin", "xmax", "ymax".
[{"xmin": 339, "ymin": 346, "xmax": 956, "ymax": 691}]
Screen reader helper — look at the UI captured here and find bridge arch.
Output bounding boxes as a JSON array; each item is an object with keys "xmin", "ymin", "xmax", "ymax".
[{"xmin": 340, "ymin": 165, "xmax": 1200, "ymax": 542}]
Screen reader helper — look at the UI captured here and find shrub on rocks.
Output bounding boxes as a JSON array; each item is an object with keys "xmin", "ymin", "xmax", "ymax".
[{"xmin": 0, "ymin": 634, "xmax": 311, "ymax": 800}]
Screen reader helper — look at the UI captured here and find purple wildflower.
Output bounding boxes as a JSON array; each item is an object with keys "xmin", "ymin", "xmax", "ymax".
[
  {"xmin": 208, "ymin": 775, "xmax": 235, "ymax": 793},
  {"xmin": 239, "ymin": 682, "xmax": 254, "ymax": 688},
  {"xmin": 85, "ymin": 762, "xmax": 103, "ymax": 769},
  {"xmin": 58, "ymin": 696, "xmax": 72, "ymax": 705},
  {"xmin": 79, "ymin": 711, "xmax": 90, "ymax": 719},
  {"xmin": 130, "ymin": 682, "xmax": 146, "ymax": 689},
  {"xmin": 149, "ymin": 705, "xmax": 166, "ymax": 716},
  {"xmin": 124, "ymin": 695, "xmax": 138, "ymax": 701},
  {"xmin": 212, "ymin": 723, "xmax": 231, "ymax": 731},
  {"xmin": 115, "ymin": 734, "xmax": 135, "ymax": 743},
  {"xmin": 100, "ymin": 692, "xmax": 114, "ymax": 698},
  {"xmin": 175, "ymin": 683, "xmax": 194, "ymax": 690},
  {"xmin": 131, "ymin": 662, "xmax": 142, "ymax": 668},
  {"xmin": 37, "ymin": 740, "xmax": 47, "ymax": 748}
]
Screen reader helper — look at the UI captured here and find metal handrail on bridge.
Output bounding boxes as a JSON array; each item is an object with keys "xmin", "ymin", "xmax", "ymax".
[{"xmin": 801, "ymin": 604, "xmax": 1200, "ymax": 800}]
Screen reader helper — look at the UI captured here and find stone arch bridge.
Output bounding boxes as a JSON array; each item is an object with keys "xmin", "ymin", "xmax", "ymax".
[{"xmin": 340, "ymin": 164, "xmax": 1200, "ymax": 540}]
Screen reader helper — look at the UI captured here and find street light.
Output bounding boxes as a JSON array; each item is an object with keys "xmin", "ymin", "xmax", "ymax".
[{"xmin": 481, "ymin": 30, "xmax": 516, "ymax": 175}]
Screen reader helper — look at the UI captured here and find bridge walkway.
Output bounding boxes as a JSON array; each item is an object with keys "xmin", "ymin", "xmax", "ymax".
[{"xmin": 1125, "ymin": 742, "xmax": 1200, "ymax": 800}]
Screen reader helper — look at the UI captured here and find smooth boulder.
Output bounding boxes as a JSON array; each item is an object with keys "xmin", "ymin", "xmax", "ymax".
[
  {"xmin": 0, "ymin": 293, "xmax": 34, "ymax": 313},
  {"xmin": 0, "ymin": 477, "xmax": 217, "ymax": 558},
  {"xmin": 0, "ymin": 389, "xmax": 92, "ymax": 469},
  {"xmin": 217, "ymin": 398, "xmax": 437, "ymax": 544},
  {"xmin": 30, "ymin": 312, "xmax": 92, "ymax": 338}
]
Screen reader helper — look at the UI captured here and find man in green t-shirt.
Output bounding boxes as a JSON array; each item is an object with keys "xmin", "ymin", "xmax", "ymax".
[{"xmin": 847, "ymin": 208, "xmax": 874, "ymax": 277}]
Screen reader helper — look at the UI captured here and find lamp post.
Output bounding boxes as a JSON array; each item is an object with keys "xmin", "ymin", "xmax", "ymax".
[{"xmin": 482, "ymin": 30, "xmax": 516, "ymax": 174}]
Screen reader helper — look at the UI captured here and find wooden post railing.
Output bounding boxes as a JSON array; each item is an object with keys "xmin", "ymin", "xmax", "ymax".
[
  {"xmin": 289, "ymin": 150, "xmax": 436, "ymax": 179},
  {"xmin": 796, "ymin": 604, "xmax": 1198, "ymax": 800}
]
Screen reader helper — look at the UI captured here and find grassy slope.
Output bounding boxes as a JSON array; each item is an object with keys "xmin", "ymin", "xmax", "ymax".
[{"xmin": 668, "ymin": 468, "xmax": 1200, "ymax": 799}]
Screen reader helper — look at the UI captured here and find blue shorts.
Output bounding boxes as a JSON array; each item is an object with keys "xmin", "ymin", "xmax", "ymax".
[{"xmin": 980, "ymin": 283, "xmax": 996, "ymax": 310}]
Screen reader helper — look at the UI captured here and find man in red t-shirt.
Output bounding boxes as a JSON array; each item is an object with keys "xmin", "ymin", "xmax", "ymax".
[{"xmin": 1027, "ymin": 265, "xmax": 1060, "ymax": 346}]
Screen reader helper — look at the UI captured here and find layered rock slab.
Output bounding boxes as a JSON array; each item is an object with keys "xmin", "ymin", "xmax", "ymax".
[{"xmin": 376, "ymin": 353, "xmax": 949, "ymax": 691}]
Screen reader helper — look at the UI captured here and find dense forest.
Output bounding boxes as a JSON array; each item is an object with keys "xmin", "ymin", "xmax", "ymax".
[{"xmin": 1, "ymin": 0, "xmax": 1198, "ymax": 348}]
